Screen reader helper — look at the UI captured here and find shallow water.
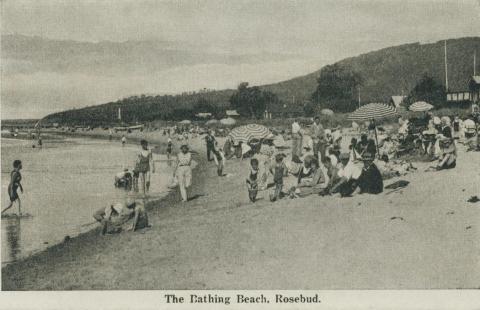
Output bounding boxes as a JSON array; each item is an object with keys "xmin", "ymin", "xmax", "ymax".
[{"xmin": 1, "ymin": 136, "xmax": 173, "ymax": 265}]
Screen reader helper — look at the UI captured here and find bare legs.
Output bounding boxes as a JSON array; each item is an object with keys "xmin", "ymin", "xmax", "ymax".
[{"xmin": 2, "ymin": 198, "xmax": 21, "ymax": 216}]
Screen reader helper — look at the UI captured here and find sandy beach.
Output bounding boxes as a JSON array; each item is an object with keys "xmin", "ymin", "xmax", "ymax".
[{"xmin": 2, "ymin": 128, "xmax": 479, "ymax": 290}]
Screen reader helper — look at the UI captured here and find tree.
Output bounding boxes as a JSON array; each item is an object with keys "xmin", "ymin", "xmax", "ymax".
[
  {"xmin": 229, "ymin": 82, "xmax": 278, "ymax": 118},
  {"xmin": 405, "ymin": 74, "xmax": 446, "ymax": 108},
  {"xmin": 193, "ymin": 97, "xmax": 217, "ymax": 117},
  {"xmin": 303, "ymin": 101, "xmax": 316, "ymax": 116},
  {"xmin": 311, "ymin": 64, "xmax": 363, "ymax": 113}
]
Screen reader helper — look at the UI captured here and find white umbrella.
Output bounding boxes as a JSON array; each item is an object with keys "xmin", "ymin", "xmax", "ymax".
[
  {"xmin": 409, "ymin": 101, "xmax": 433, "ymax": 112},
  {"xmin": 220, "ymin": 117, "xmax": 236, "ymax": 126},
  {"xmin": 206, "ymin": 119, "xmax": 219, "ymax": 125},
  {"xmin": 321, "ymin": 108, "xmax": 334, "ymax": 116}
]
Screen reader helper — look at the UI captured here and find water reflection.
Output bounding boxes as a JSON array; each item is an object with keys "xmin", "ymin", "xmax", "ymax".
[{"xmin": 5, "ymin": 216, "xmax": 21, "ymax": 262}]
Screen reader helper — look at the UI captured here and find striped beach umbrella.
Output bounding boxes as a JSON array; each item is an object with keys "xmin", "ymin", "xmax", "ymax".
[
  {"xmin": 409, "ymin": 101, "xmax": 433, "ymax": 112},
  {"xmin": 347, "ymin": 103, "xmax": 397, "ymax": 121},
  {"xmin": 228, "ymin": 124, "xmax": 271, "ymax": 143}
]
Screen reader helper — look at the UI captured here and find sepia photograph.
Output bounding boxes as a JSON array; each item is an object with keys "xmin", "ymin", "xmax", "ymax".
[{"xmin": 1, "ymin": 0, "xmax": 480, "ymax": 302}]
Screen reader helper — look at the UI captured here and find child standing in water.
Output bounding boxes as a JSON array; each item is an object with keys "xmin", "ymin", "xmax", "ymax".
[
  {"xmin": 269, "ymin": 154, "xmax": 288, "ymax": 202},
  {"xmin": 2, "ymin": 160, "xmax": 24, "ymax": 216},
  {"xmin": 246, "ymin": 158, "xmax": 260, "ymax": 202}
]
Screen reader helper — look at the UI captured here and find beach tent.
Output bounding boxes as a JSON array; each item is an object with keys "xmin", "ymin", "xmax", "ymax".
[
  {"xmin": 206, "ymin": 119, "xmax": 219, "ymax": 125},
  {"xmin": 321, "ymin": 109, "xmax": 334, "ymax": 116},
  {"xmin": 220, "ymin": 117, "xmax": 236, "ymax": 126},
  {"xmin": 179, "ymin": 120, "xmax": 192, "ymax": 124},
  {"xmin": 409, "ymin": 101, "xmax": 433, "ymax": 112},
  {"xmin": 228, "ymin": 124, "xmax": 271, "ymax": 143}
]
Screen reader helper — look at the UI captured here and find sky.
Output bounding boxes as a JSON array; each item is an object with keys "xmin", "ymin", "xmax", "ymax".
[{"xmin": 1, "ymin": 0, "xmax": 480, "ymax": 119}]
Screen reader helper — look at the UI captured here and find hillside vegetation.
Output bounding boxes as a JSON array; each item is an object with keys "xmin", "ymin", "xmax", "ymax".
[{"xmin": 44, "ymin": 37, "xmax": 480, "ymax": 125}]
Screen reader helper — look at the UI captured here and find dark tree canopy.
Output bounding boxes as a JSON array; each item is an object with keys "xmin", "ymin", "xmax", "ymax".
[
  {"xmin": 311, "ymin": 64, "xmax": 363, "ymax": 113},
  {"xmin": 229, "ymin": 82, "xmax": 279, "ymax": 118},
  {"xmin": 405, "ymin": 74, "xmax": 446, "ymax": 108}
]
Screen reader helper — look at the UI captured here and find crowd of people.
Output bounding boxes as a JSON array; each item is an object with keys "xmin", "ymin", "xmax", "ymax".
[{"xmin": 3, "ymin": 111, "xmax": 478, "ymax": 236}]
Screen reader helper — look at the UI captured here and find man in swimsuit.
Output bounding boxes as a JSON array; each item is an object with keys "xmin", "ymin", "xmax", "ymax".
[
  {"xmin": 136, "ymin": 139, "xmax": 155, "ymax": 195},
  {"xmin": 2, "ymin": 160, "xmax": 24, "ymax": 216}
]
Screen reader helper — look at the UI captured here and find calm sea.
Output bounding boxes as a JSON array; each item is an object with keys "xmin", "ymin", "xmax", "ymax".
[{"xmin": 1, "ymin": 136, "xmax": 172, "ymax": 265}]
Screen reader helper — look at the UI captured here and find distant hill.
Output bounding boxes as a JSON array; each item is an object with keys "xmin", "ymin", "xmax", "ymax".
[
  {"xmin": 43, "ymin": 37, "xmax": 480, "ymax": 124},
  {"xmin": 261, "ymin": 37, "xmax": 480, "ymax": 104}
]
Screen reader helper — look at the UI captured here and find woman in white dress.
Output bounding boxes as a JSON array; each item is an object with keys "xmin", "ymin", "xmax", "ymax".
[{"xmin": 173, "ymin": 144, "xmax": 192, "ymax": 202}]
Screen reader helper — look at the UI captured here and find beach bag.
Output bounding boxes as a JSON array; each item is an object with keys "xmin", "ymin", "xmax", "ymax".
[{"xmin": 168, "ymin": 176, "xmax": 179, "ymax": 189}]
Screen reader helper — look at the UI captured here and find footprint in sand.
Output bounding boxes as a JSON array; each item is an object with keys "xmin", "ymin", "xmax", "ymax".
[
  {"xmin": 446, "ymin": 211, "xmax": 455, "ymax": 215},
  {"xmin": 390, "ymin": 216, "xmax": 405, "ymax": 221},
  {"xmin": 466, "ymin": 226, "xmax": 472, "ymax": 230}
]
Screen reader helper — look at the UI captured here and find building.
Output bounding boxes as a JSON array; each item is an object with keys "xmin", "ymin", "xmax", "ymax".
[
  {"xmin": 469, "ymin": 76, "xmax": 480, "ymax": 103},
  {"xmin": 388, "ymin": 96, "xmax": 406, "ymax": 108},
  {"xmin": 446, "ymin": 91, "xmax": 471, "ymax": 103}
]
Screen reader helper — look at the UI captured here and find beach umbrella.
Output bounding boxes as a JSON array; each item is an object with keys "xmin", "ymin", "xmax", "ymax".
[
  {"xmin": 206, "ymin": 119, "xmax": 219, "ymax": 125},
  {"xmin": 348, "ymin": 103, "xmax": 397, "ymax": 156},
  {"xmin": 321, "ymin": 109, "xmax": 334, "ymax": 116},
  {"xmin": 409, "ymin": 101, "xmax": 434, "ymax": 112},
  {"xmin": 464, "ymin": 119, "xmax": 475, "ymax": 129},
  {"xmin": 220, "ymin": 117, "xmax": 236, "ymax": 126},
  {"xmin": 179, "ymin": 120, "xmax": 191, "ymax": 124},
  {"xmin": 347, "ymin": 103, "xmax": 397, "ymax": 121},
  {"xmin": 228, "ymin": 124, "xmax": 271, "ymax": 143}
]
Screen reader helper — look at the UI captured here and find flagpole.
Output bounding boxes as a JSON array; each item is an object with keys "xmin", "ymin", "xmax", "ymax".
[{"xmin": 444, "ymin": 40, "xmax": 449, "ymax": 91}]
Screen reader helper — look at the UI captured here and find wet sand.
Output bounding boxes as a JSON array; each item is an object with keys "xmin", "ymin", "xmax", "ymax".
[{"xmin": 2, "ymin": 131, "xmax": 480, "ymax": 290}]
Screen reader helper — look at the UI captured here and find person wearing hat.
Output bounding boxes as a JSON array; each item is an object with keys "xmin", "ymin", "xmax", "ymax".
[
  {"xmin": 329, "ymin": 152, "xmax": 362, "ymax": 197},
  {"xmin": 436, "ymin": 135, "xmax": 457, "ymax": 170},
  {"xmin": 93, "ymin": 198, "xmax": 149, "ymax": 235},
  {"xmin": 357, "ymin": 152, "xmax": 383, "ymax": 194},
  {"xmin": 174, "ymin": 144, "xmax": 193, "ymax": 202},
  {"xmin": 205, "ymin": 130, "xmax": 216, "ymax": 161}
]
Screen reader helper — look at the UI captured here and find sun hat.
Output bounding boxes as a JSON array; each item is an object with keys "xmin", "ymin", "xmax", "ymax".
[{"xmin": 180, "ymin": 144, "xmax": 189, "ymax": 150}]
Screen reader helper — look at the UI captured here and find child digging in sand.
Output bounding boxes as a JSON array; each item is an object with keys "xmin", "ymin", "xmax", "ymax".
[
  {"xmin": 246, "ymin": 158, "xmax": 260, "ymax": 202},
  {"xmin": 269, "ymin": 154, "xmax": 288, "ymax": 202}
]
